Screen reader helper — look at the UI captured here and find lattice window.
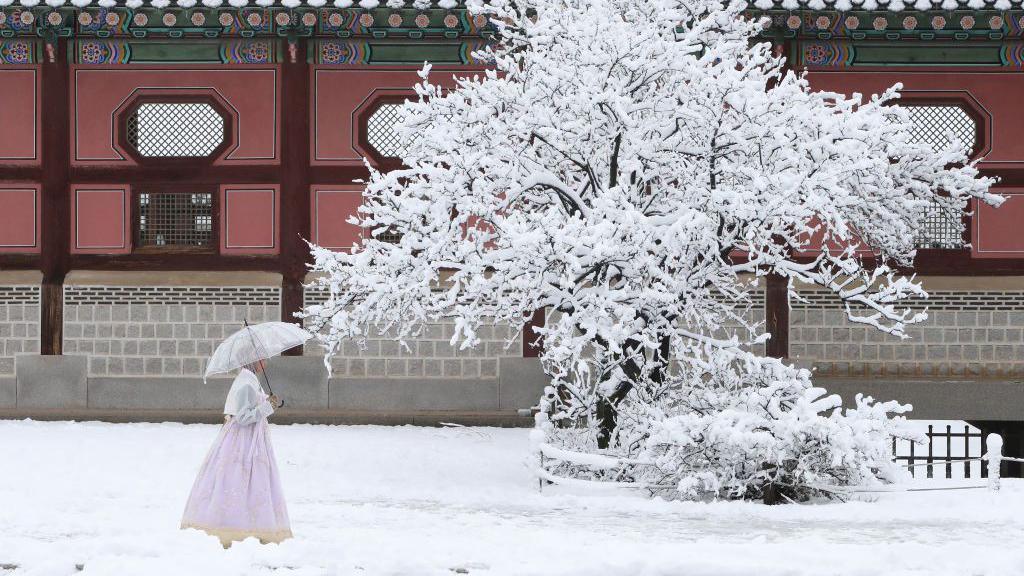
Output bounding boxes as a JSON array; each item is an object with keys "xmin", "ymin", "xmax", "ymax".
[
  {"xmin": 898, "ymin": 105, "xmax": 975, "ymax": 250},
  {"xmin": 913, "ymin": 200, "xmax": 964, "ymax": 249},
  {"xmin": 137, "ymin": 192, "xmax": 214, "ymax": 249},
  {"xmin": 903, "ymin": 105, "xmax": 977, "ymax": 156},
  {"xmin": 366, "ymin": 103, "xmax": 408, "ymax": 159},
  {"xmin": 126, "ymin": 103, "xmax": 226, "ymax": 158}
]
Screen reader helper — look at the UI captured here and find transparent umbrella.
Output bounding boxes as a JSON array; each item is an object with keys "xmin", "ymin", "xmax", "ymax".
[{"xmin": 204, "ymin": 321, "xmax": 314, "ymax": 398}]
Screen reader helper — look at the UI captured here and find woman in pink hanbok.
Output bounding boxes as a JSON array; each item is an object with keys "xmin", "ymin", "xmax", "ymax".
[{"xmin": 181, "ymin": 359, "xmax": 291, "ymax": 547}]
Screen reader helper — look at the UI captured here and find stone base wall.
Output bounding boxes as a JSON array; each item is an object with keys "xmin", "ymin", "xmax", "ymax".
[
  {"xmin": 303, "ymin": 286, "xmax": 524, "ymax": 379},
  {"xmin": 0, "ymin": 286, "xmax": 40, "ymax": 376},
  {"xmin": 790, "ymin": 290, "xmax": 1024, "ymax": 378},
  {"xmin": 64, "ymin": 285, "xmax": 280, "ymax": 377}
]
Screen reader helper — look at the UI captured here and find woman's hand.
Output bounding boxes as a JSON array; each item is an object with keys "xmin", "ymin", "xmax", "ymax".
[{"xmin": 268, "ymin": 395, "xmax": 283, "ymax": 408}]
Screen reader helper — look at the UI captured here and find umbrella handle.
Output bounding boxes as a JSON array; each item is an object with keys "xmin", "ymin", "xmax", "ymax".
[{"xmin": 243, "ymin": 318, "xmax": 277, "ymax": 398}]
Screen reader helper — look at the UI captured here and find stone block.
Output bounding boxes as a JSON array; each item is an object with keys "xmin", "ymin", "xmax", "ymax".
[
  {"xmin": 366, "ymin": 359, "xmax": 386, "ymax": 377},
  {"xmin": 15, "ymin": 355, "xmax": 88, "ymax": 409},
  {"xmin": 498, "ymin": 357, "xmax": 547, "ymax": 411},
  {"xmin": 407, "ymin": 359, "xmax": 423, "ymax": 377},
  {"xmin": 0, "ymin": 377, "xmax": 14, "ymax": 407},
  {"xmin": 88, "ymin": 377, "xmax": 230, "ymax": 410},
  {"xmin": 362, "ymin": 340, "xmax": 381, "ymax": 357},
  {"xmin": 149, "ymin": 306, "xmax": 168, "ymax": 323},
  {"xmin": 158, "ymin": 340, "xmax": 176, "ymax": 356},
  {"xmin": 329, "ymin": 377, "xmax": 498, "ymax": 411},
  {"xmin": 348, "ymin": 358, "xmax": 365, "ymax": 377},
  {"xmin": 380, "ymin": 340, "xmax": 402, "ymax": 358},
  {"xmin": 386, "ymin": 359, "xmax": 407, "ymax": 377},
  {"xmin": 128, "ymin": 305, "xmax": 146, "ymax": 322},
  {"xmin": 163, "ymin": 358, "xmax": 183, "ymax": 375},
  {"xmin": 424, "ymin": 359, "xmax": 442, "ymax": 377},
  {"xmin": 126, "ymin": 358, "xmax": 145, "ymax": 375},
  {"xmin": 480, "ymin": 358, "xmax": 497, "ymax": 378},
  {"xmin": 263, "ymin": 356, "xmax": 329, "ymax": 410},
  {"xmin": 89, "ymin": 357, "xmax": 108, "ymax": 375},
  {"xmin": 168, "ymin": 307, "xmax": 183, "ymax": 322},
  {"xmin": 443, "ymin": 359, "xmax": 461, "ymax": 377},
  {"xmin": 183, "ymin": 358, "xmax": 201, "ymax": 376},
  {"xmin": 214, "ymin": 306, "xmax": 233, "ymax": 322}
]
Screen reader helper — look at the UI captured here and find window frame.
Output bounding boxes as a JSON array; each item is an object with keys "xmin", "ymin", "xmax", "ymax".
[
  {"xmin": 898, "ymin": 99, "xmax": 984, "ymax": 161},
  {"xmin": 896, "ymin": 95, "xmax": 989, "ymax": 252},
  {"xmin": 118, "ymin": 94, "xmax": 233, "ymax": 166},
  {"xmin": 131, "ymin": 185, "xmax": 220, "ymax": 255},
  {"xmin": 353, "ymin": 91, "xmax": 415, "ymax": 169}
]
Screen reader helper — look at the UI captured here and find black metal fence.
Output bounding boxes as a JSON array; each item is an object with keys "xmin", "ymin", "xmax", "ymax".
[{"xmin": 892, "ymin": 424, "xmax": 987, "ymax": 479}]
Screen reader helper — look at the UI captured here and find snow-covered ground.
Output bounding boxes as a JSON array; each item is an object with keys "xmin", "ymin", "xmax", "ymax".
[{"xmin": 1, "ymin": 420, "xmax": 1022, "ymax": 576}]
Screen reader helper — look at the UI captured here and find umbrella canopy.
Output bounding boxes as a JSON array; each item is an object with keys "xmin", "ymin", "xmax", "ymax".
[{"xmin": 204, "ymin": 321, "xmax": 313, "ymax": 380}]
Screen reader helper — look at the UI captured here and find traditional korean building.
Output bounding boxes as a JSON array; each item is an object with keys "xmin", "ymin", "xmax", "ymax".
[{"xmin": 0, "ymin": 0, "xmax": 1022, "ymax": 446}]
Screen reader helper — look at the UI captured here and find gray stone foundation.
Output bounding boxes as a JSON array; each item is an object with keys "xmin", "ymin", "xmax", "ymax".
[
  {"xmin": 0, "ymin": 286, "xmax": 40, "ymax": 376},
  {"xmin": 63, "ymin": 284, "xmax": 280, "ymax": 377},
  {"xmin": 790, "ymin": 288, "xmax": 1024, "ymax": 378}
]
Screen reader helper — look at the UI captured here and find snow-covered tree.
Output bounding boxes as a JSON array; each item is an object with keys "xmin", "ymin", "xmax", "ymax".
[{"xmin": 304, "ymin": 0, "xmax": 999, "ymax": 501}]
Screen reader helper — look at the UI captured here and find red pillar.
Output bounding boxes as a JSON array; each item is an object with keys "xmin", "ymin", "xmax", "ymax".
[
  {"xmin": 40, "ymin": 39, "xmax": 70, "ymax": 356},
  {"xmin": 279, "ymin": 39, "xmax": 312, "ymax": 353},
  {"xmin": 765, "ymin": 273, "xmax": 789, "ymax": 359}
]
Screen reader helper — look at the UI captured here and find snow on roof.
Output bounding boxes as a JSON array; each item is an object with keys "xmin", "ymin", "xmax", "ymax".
[
  {"xmin": 751, "ymin": 0, "xmax": 1018, "ymax": 10},
  {"xmin": 0, "ymin": 0, "xmax": 464, "ymax": 9},
  {"xmin": 0, "ymin": 0, "xmax": 1016, "ymax": 10}
]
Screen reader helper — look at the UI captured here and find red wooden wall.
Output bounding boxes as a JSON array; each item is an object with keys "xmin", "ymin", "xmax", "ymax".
[
  {"xmin": 807, "ymin": 69, "xmax": 1022, "ymax": 258},
  {"xmin": 72, "ymin": 67, "xmax": 279, "ymax": 166},
  {"xmin": 0, "ymin": 69, "xmax": 39, "ymax": 164},
  {"xmin": 2, "ymin": 61, "xmax": 1020, "ymax": 262}
]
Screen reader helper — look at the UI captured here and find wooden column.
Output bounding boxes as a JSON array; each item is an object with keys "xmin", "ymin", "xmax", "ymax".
[
  {"xmin": 39, "ymin": 39, "xmax": 71, "ymax": 356},
  {"xmin": 279, "ymin": 39, "xmax": 312, "ymax": 353},
  {"xmin": 522, "ymin": 309, "xmax": 545, "ymax": 357},
  {"xmin": 764, "ymin": 273, "xmax": 789, "ymax": 359}
]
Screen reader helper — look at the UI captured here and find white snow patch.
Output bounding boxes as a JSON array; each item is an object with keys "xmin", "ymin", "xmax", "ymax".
[{"xmin": 1, "ymin": 420, "xmax": 1022, "ymax": 576}]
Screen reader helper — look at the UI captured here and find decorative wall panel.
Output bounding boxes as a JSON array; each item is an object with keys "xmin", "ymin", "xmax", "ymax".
[
  {"xmin": 72, "ymin": 67, "xmax": 279, "ymax": 165},
  {"xmin": 312, "ymin": 67, "xmax": 467, "ymax": 165},
  {"xmin": 311, "ymin": 185, "xmax": 363, "ymax": 251},
  {"xmin": 0, "ymin": 186, "xmax": 39, "ymax": 253},
  {"xmin": 0, "ymin": 69, "xmax": 38, "ymax": 163},
  {"xmin": 72, "ymin": 185, "xmax": 130, "ymax": 254},
  {"xmin": 974, "ymin": 190, "xmax": 1024, "ymax": 258},
  {"xmin": 220, "ymin": 185, "xmax": 279, "ymax": 255}
]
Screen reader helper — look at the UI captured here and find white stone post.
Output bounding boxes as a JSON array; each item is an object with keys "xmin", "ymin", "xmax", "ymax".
[{"xmin": 987, "ymin": 433, "xmax": 1003, "ymax": 492}]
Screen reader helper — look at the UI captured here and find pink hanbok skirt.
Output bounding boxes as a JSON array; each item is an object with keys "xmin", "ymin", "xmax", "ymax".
[{"xmin": 181, "ymin": 418, "xmax": 292, "ymax": 547}]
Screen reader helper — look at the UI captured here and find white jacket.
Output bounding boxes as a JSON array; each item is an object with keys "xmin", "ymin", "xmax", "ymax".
[{"xmin": 223, "ymin": 369, "xmax": 275, "ymax": 425}]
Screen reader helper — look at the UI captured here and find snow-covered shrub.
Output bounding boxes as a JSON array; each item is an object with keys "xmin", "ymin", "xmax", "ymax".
[
  {"xmin": 538, "ymin": 353, "xmax": 924, "ymax": 501},
  {"xmin": 303, "ymin": 0, "xmax": 997, "ymax": 501}
]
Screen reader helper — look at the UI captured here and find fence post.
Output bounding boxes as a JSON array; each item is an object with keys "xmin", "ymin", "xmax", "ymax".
[{"xmin": 987, "ymin": 433, "xmax": 1003, "ymax": 492}]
